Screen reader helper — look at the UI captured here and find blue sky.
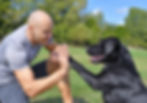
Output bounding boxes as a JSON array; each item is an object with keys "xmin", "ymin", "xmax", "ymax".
[{"xmin": 85, "ymin": 0, "xmax": 147, "ymax": 25}]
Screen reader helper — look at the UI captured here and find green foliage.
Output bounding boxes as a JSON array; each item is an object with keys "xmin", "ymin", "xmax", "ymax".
[
  {"xmin": 102, "ymin": 25, "xmax": 130, "ymax": 44},
  {"xmin": 0, "ymin": 1, "xmax": 147, "ymax": 48},
  {"xmin": 39, "ymin": 0, "xmax": 87, "ymax": 43},
  {"xmin": 82, "ymin": 13, "xmax": 105, "ymax": 44},
  {"xmin": 0, "ymin": 0, "xmax": 41, "ymax": 38},
  {"xmin": 125, "ymin": 7, "xmax": 147, "ymax": 48},
  {"xmin": 0, "ymin": 0, "xmax": 11, "ymax": 38},
  {"xmin": 67, "ymin": 23, "xmax": 93, "ymax": 45}
]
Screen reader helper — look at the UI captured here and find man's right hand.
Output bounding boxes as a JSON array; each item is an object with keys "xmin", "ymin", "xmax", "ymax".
[{"xmin": 51, "ymin": 44, "xmax": 69, "ymax": 73}]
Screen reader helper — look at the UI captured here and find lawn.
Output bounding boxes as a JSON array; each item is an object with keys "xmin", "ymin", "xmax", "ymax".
[{"xmin": 31, "ymin": 46, "xmax": 147, "ymax": 103}]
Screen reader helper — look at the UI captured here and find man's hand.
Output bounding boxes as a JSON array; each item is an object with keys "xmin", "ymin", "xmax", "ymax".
[
  {"xmin": 50, "ymin": 44, "xmax": 69, "ymax": 72},
  {"xmin": 53, "ymin": 45, "xmax": 69, "ymax": 66}
]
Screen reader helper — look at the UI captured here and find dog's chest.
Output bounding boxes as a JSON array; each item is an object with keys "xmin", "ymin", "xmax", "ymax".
[
  {"xmin": 103, "ymin": 67, "xmax": 144, "ymax": 103},
  {"xmin": 103, "ymin": 88, "xmax": 132, "ymax": 103}
]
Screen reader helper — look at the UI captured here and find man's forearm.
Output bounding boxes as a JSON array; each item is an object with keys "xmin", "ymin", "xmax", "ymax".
[
  {"xmin": 24, "ymin": 68, "xmax": 66, "ymax": 98},
  {"xmin": 58, "ymin": 75, "xmax": 73, "ymax": 103}
]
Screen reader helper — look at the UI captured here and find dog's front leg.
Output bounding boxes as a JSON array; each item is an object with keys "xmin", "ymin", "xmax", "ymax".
[{"xmin": 69, "ymin": 57, "xmax": 100, "ymax": 90}]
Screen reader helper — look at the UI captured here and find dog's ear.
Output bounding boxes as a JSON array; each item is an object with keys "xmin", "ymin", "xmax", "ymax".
[
  {"xmin": 105, "ymin": 41, "xmax": 115, "ymax": 55},
  {"xmin": 104, "ymin": 39, "xmax": 121, "ymax": 55}
]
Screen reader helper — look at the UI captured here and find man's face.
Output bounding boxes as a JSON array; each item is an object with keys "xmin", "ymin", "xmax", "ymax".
[{"xmin": 31, "ymin": 22, "xmax": 53, "ymax": 45}]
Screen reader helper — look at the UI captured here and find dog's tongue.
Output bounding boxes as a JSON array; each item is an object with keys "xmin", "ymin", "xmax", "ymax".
[{"xmin": 91, "ymin": 55, "xmax": 104, "ymax": 62}]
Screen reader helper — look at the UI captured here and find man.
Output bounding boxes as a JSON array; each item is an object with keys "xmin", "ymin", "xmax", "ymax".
[{"xmin": 0, "ymin": 10, "xmax": 72, "ymax": 103}]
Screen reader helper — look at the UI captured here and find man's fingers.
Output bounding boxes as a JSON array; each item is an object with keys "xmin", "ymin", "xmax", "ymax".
[
  {"xmin": 51, "ymin": 44, "xmax": 69, "ymax": 64},
  {"xmin": 61, "ymin": 45, "xmax": 69, "ymax": 57},
  {"xmin": 55, "ymin": 44, "xmax": 69, "ymax": 58}
]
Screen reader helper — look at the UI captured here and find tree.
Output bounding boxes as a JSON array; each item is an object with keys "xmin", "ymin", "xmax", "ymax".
[
  {"xmin": 67, "ymin": 23, "xmax": 93, "ymax": 45},
  {"xmin": 39, "ymin": 0, "xmax": 87, "ymax": 43},
  {"xmin": 82, "ymin": 13, "xmax": 105, "ymax": 44},
  {"xmin": 125, "ymin": 8, "xmax": 147, "ymax": 48},
  {"xmin": 0, "ymin": 0, "xmax": 42, "ymax": 38},
  {"xmin": 0, "ymin": 0, "xmax": 11, "ymax": 38}
]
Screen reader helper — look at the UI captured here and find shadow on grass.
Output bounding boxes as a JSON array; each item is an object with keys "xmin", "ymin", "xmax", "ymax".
[{"xmin": 32, "ymin": 97, "xmax": 87, "ymax": 103}]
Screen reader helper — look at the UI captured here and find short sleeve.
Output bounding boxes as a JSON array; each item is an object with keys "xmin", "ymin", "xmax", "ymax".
[{"xmin": 5, "ymin": 44, "xmax": 29, "ymax": 71}]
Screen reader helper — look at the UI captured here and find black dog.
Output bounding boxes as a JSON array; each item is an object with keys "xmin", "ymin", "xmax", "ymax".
[{"xmin": 69, "ymin": 37, "xmax": 147, "ymax": 103}]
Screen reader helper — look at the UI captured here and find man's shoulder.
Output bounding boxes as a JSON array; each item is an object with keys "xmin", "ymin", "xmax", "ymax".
[
  {"xmin": 10, "ymin": 25, "xmax": 27, "ymax": 42},
  {"xmin": 3, "ymin": 25, "xmax": 27, "ymax": 46}
]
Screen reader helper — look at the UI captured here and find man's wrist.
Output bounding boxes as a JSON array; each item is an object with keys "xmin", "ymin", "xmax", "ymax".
[{"xmin": 60, "ymin": 66, "xmax": 68, "ymax": 76}]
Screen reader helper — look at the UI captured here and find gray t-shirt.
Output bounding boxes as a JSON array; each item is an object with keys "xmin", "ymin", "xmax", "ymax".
[{"xmin": 0, "ymin": 25, "xmax": 52, "ymax": 85}]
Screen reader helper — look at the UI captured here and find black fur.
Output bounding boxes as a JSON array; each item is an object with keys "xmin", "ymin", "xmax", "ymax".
[{"xmin": 69, "ymin": 37, "xmax": 147, "ymax": 103}]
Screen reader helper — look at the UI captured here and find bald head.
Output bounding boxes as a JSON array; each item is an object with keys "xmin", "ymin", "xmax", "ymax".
[
  {"xmin": 28, "ymin": 10, "xmax": 53, "ymax": 27},
  {"xmin": 27, "ymin": 10, "xmax": 53, "ymax": 45}
]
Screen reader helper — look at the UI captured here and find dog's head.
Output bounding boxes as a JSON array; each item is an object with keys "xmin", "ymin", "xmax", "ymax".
[{"xmin": 87, "ymin": 37, "xmax": 122, "ymax": 64}]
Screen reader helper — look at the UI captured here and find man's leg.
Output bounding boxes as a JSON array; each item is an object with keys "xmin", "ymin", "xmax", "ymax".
[{"xmin": 0, "ymin": 80, "xmax": 29, "ymax": 103}]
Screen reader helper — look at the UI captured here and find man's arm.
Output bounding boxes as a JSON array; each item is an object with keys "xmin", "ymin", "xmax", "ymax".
[
  {"xmin": 14, "ymin": 66, "xmax": 67, "ymax": 98},
  {"xmin": 46, "ymin": 43, "xmax": 73, "ymax": 103},
  {"xmin": 57, "ymin": 75, "xmax": 73, "ymax": 103},
  {"xmin": 13, "ymin": 45, "xmax": 69, "ymax": 98}
]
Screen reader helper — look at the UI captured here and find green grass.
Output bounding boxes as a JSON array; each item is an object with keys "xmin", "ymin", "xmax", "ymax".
[{"xmin": 31, "ymin": 46, "xmax": 147, "ymax": 103}]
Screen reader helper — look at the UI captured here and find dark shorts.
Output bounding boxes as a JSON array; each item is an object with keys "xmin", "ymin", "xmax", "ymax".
[
  {"xmin": 32, "ymin": 60, "xmax": 48, "ymax": 78},
  {"xmin": 0, "ymin": 60, "xmax": 48, "ymax": 103}
]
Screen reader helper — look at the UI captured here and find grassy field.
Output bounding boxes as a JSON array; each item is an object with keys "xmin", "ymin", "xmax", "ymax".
[{"xmin": 31, "ymin": 46, "xmax": 147, "ymax": 103}]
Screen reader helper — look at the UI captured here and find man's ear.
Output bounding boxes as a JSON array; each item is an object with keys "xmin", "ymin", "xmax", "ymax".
[
  {"xmin": 28, "ymin": 25, "xmax": 32, "ymax": 30},
  {"xmin": 28, "ymin": 25, "xmax": 34, "ymax": 33},
  {"xmin": 105, "ymin": 41, "xmax": 115, "ymax": 55}
]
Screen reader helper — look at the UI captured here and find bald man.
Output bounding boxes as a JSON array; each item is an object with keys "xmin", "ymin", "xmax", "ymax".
[{"xmin": 0, "ymin": 10, "xmax": 72, "ymax": 103}]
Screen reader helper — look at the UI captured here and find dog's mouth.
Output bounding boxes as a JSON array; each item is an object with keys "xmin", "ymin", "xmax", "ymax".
[{"xmin": 90, "ymin": 55, "xmax": 104, "ymax": 63}]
